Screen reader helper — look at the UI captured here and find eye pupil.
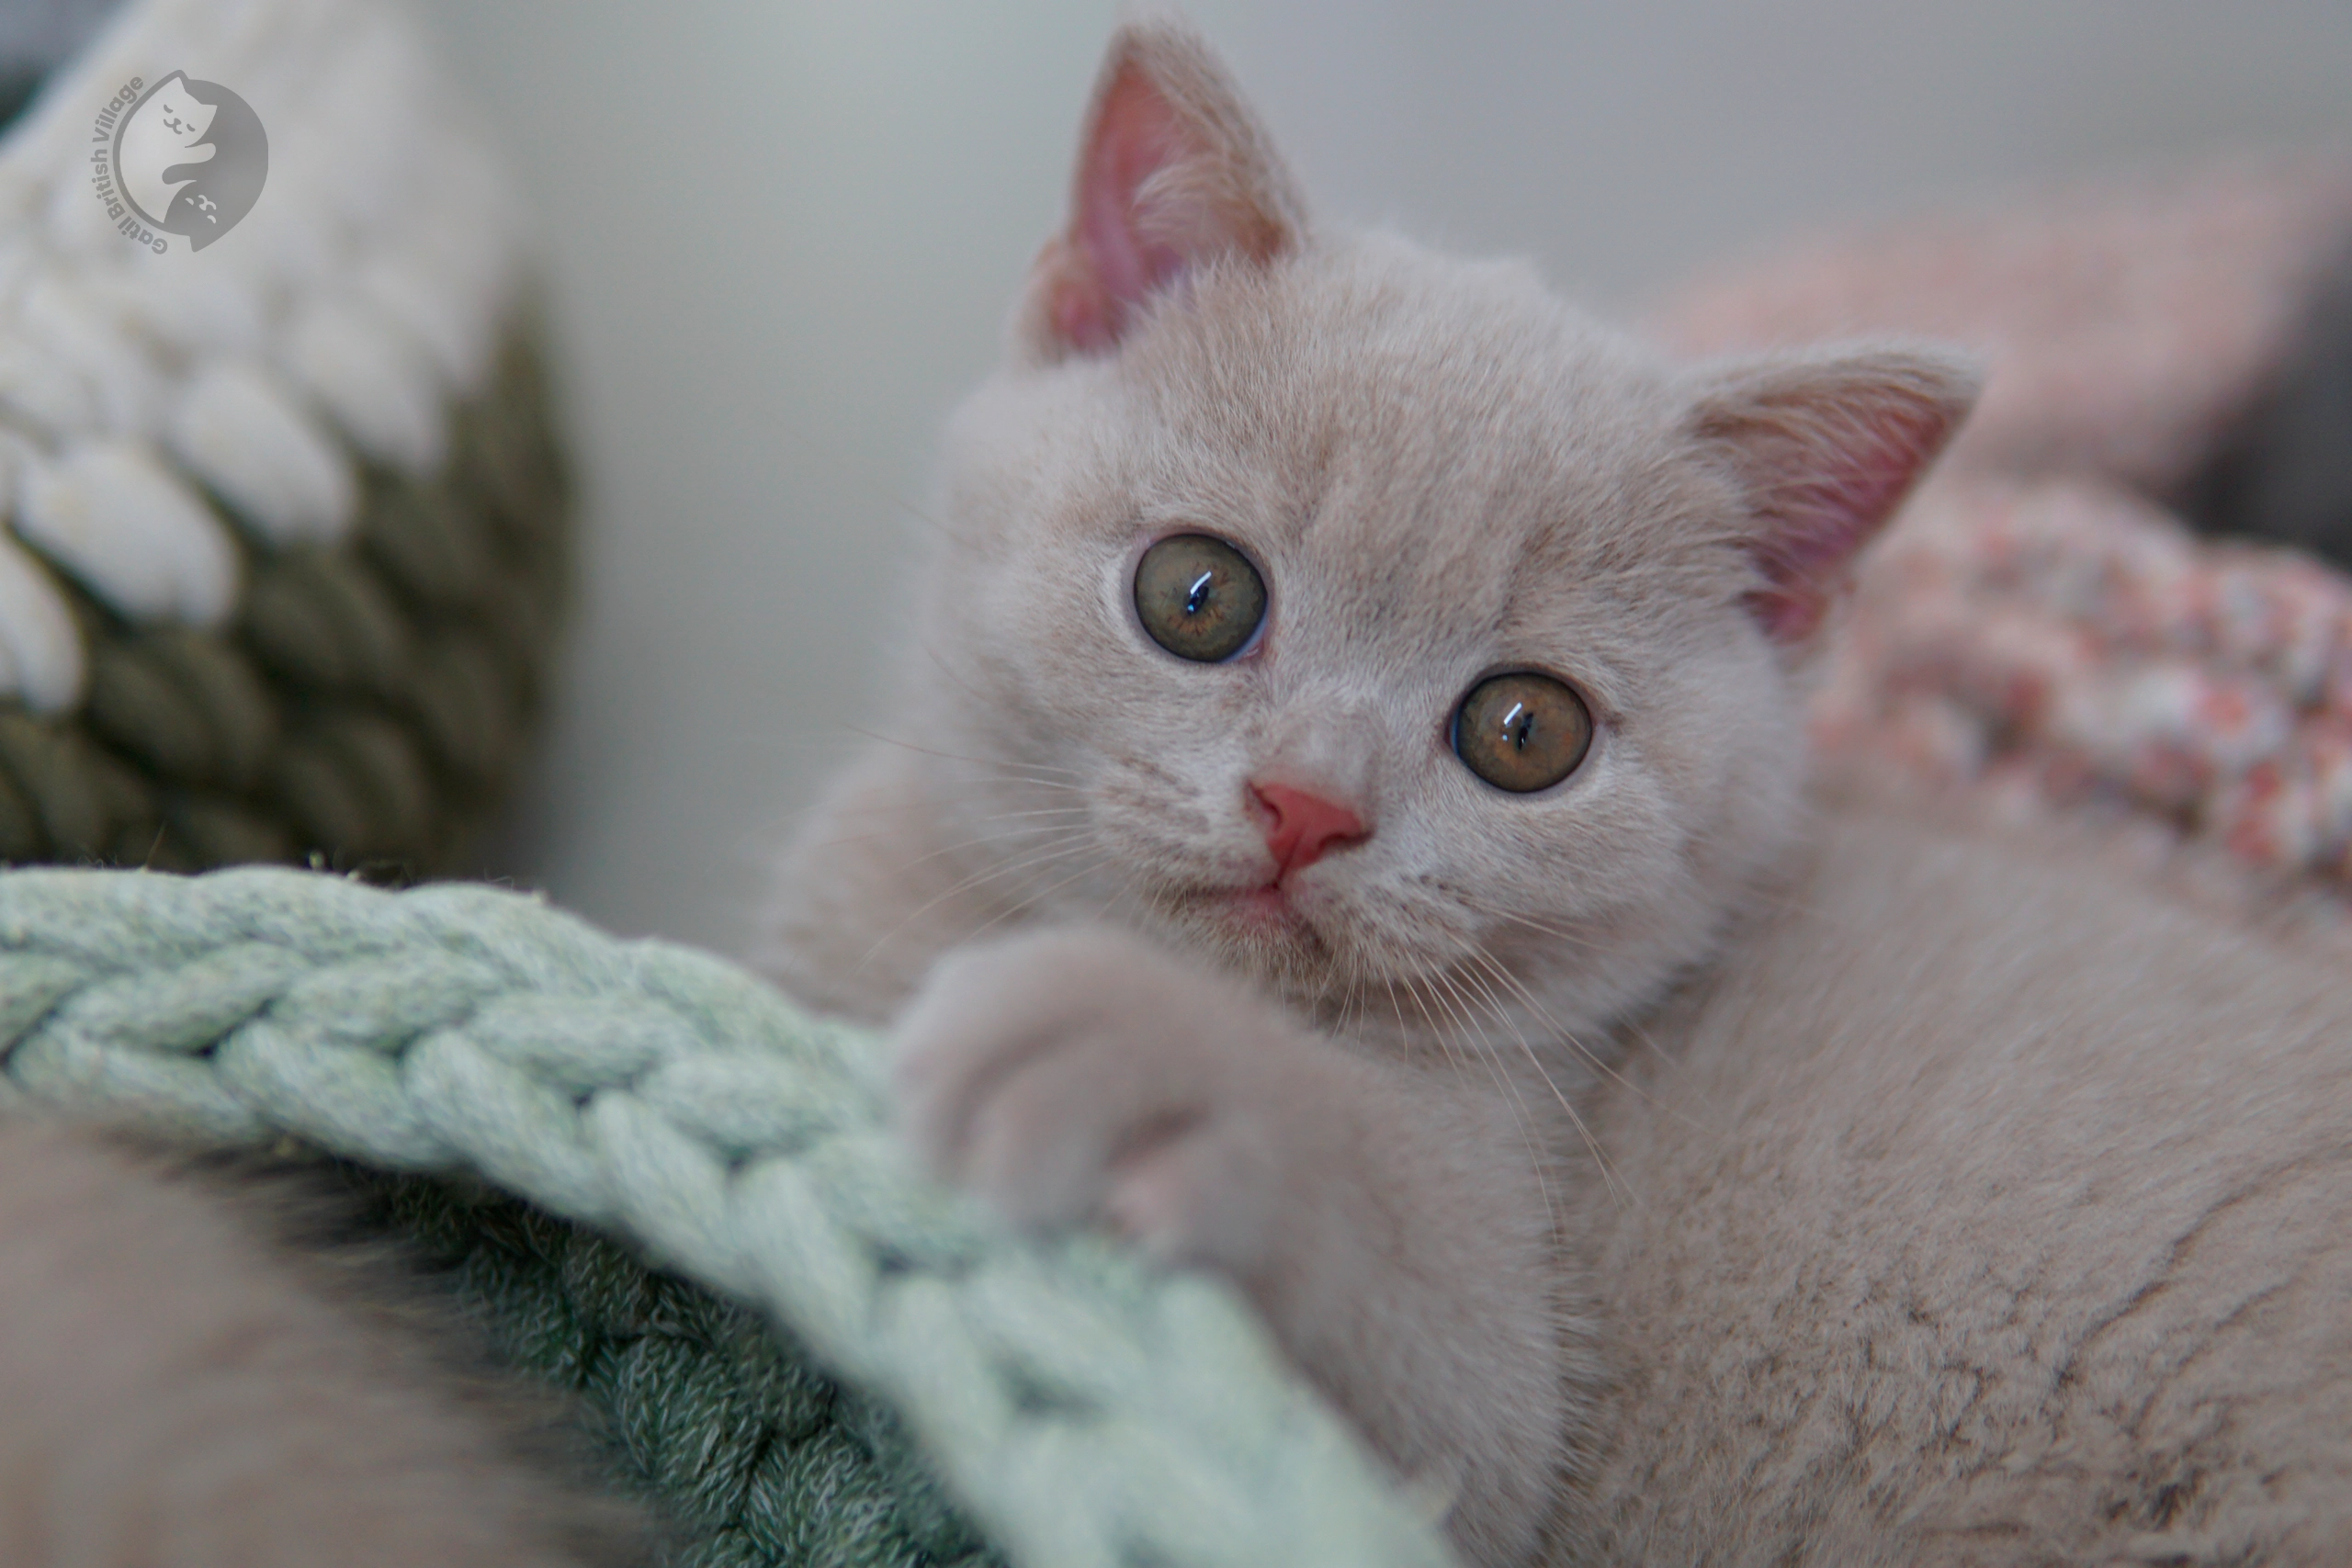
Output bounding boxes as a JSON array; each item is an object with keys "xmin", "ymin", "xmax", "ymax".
[
  {"xmin": 1135, "ymin": 534, "xmax": 1268, "ymax": 663},
  {"xmin": 1453, "ymin": 673, "xmax": 1592, "ymax": 793}
]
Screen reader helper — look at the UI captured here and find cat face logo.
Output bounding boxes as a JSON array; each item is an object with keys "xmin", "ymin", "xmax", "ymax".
[{"xmin": 105, "ymin": 72, "xmax": 267, "ymax": 252}]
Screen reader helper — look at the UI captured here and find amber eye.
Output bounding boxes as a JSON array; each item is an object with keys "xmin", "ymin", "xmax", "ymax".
[
  {"xmin": 1134, "ymin": 534, "xmax": 1267, "ymax": 662},
  {"xmin": 1453, "ymin": 671, "xmax": 1593, "ymax": 793}
]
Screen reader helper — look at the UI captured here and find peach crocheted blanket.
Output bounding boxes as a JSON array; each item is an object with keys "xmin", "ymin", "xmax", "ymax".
[{"xmin": 1657, "ymin": 157, "xmax": 2352, "ymax": 904}]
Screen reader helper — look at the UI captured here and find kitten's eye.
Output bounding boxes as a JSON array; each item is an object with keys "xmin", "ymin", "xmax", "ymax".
[
  {"xmin": 1453, "ymin": 672, "xmax": 1593, "ymax": 793},
  {"xmin": 1134, "ymin": 534, "xmax": 1267, "ymax": 662}
]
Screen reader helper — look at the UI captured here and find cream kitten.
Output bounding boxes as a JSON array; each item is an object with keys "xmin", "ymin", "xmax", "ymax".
[{"xmin": 763, "ymin": 19, "xmax": 2352, "ymax": 1566}]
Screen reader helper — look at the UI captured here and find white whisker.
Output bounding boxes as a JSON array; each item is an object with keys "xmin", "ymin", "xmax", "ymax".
[
  {"xmin": 1450, "ymin": 959, "xmax": 1626, "ymax": 1209},
  {"xmin": 1419, "ymin": 969, "xmax": 1564, "ymax": 1226},
  {"xmin": 1462, "ymin": 943, "xmax": 1695, "ymax": 1145},
  {"xmin": 836, "ymin": 723, "xmax": 1090, "ymax": 786},
  {"xmin": 963, "ymin": 852, "xmax": 1118, "ymax": 944},
  {"xmin": 851, "ymin": 833, "xmax": 1102, "ymax": 976}
]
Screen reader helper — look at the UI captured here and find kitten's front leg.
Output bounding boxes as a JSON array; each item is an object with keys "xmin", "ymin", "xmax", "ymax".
[{"xmin": 891, "ymin": 927, "xmax": 1574, "ymax": 1566}]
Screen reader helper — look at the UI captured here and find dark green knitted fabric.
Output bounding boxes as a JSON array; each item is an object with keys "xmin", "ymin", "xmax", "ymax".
[
  {"xmin": 349, "ymin": 1168, "xmax": 1002, "ymax": 1568},
  {"xmin": 0, "ymin": 324, "xmax": 568, "ymax": 880}
]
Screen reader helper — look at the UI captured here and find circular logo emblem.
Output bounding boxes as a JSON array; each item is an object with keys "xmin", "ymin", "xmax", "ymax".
[{"xmin": 108, "ymin": 72, "xmax": 267, "ymax": 252}]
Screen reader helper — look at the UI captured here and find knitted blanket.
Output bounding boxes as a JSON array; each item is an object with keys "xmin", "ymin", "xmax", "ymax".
[
  {"xmin": 0, "ymin": 0, "xmax": 569, "ymax": 878},
  {"xmin": 0, "ymin": 864, "xmax": 1453, "ymax": 1568}
]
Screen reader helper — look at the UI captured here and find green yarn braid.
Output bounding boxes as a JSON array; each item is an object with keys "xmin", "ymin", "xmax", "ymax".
[
  {"xmin": 0, "ymin": 863, "xmax": 1457, "ymax": 1568},
  {"xmin": 353, "ymin": 1172, "xmax": 996, "ymax": 1568}
]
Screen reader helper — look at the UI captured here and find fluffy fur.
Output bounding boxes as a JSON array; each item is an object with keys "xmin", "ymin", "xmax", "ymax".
[
  {"xmin": 762, "ymin": 18, "xmax": 2352, "ymax": 1565},
  {"xmin": 1570, "ymin": 804, "xmax": 2352, "ymax": 1564},
  {"xmin": 0, "ymin": 1120, "xmax": 646, "ymax": 1568}
]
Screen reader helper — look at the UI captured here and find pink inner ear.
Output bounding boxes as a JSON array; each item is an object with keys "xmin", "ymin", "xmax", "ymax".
[
  {"xmin": 1055, "ymin": 62, "xmax": 1195, "ymax": 352},
  {"xmin": 1742, "ymin": 396, "xmax": 1962, "ymax": 644},
  {"xmin": 1040, "ymin": 40, "xmax": 1296, "ymax": 357}
]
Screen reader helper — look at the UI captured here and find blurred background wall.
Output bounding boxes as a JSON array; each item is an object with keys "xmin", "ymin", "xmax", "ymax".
[{"xmin": 408, "ymin": 0, "xmax": 2352, "ymax": 954}]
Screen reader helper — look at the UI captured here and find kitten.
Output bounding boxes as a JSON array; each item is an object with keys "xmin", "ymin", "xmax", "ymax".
[
  {"xmin": 113, "ymin": 71, "xmax": 266, "ymax": 251},
  {"xmin": 762, "ymin": 18, "xmax": 2352, "ymax": 1566},
  {"xmin": 0, "ymin": 1119, "xmax": 646, "ymax": 1568},
  {"xmin": 116, "ymin": 73, "xmax": 218, "ymax": 225}
]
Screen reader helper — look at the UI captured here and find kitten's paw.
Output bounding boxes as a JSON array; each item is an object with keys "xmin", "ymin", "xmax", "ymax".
[
  {"xmin": 890, "ymin": 929, "xmax": 1566, "ymax": 1567},
  {"xmin": 889, "ymin": 927, "xmax": 1321, "ymax": 1276}
]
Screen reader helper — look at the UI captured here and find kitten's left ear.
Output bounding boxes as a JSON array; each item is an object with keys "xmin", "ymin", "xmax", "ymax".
[
  {"xmin": 1688, "ymin": 345, "xmax": 1980, "ymax": 645},
  {"xmin": 1020, "ymin": 19, "xmax": 1307, "ymax": 361}
]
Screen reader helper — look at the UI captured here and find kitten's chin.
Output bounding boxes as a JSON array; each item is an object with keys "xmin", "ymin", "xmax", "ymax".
[
  {"xmin": 1157, "ymin": 882, "xmax": 1315, "ymax": 946},
  {"xmin": 1131, "ymin": 879, "xmax": 1361, "ymax": 997},
  {"xmin": 1224, "ymin": 885, "xmax": 1299, "ymax": 928}
]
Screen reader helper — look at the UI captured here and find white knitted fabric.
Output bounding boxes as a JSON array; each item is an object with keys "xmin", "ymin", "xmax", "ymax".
[{"xmin": 0, "ymin": 0, "xmax": 522, "ymax": 713}]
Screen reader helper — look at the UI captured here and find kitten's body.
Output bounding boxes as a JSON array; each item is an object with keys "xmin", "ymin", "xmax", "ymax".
[
  {"xmin": 1573, "ymin": 807, "xmax": 2352, "ymax": 1564},
  {"xmin": 764, "ymin": 19, "xmax": 2352, "ymax": 1566}
]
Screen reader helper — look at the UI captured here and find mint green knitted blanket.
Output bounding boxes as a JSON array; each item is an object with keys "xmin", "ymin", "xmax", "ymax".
[{"xmin": 0, "ymin": 865, "xmax": 1453, "ymax": 1568}]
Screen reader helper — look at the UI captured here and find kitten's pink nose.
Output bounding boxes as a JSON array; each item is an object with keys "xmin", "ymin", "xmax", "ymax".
[{"xmin": 1250, "ymin": 782, "xmax": 1368, "ymax": 876}]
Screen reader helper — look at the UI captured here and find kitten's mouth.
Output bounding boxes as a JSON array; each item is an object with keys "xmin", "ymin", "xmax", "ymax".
[
  {"xmin": 1202, "ymin": 873, "xmax": 1341, "ymax": 942},
  {"xmin": 1152, "ymin": 875, "xmax": 1368, "ymax": 993},
  {"xmin": 1158, "ymin": 873, "xmax": 1333, "ymax": 950},
  {"xmin": 1227, "ymin": 883, "xmax": 1297, "ymax": 925}
]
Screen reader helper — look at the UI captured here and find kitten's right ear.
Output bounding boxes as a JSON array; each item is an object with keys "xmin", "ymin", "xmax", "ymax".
[
  {"xmin": 1019, "ymin": 19, "xmax": 1306, "ymax": 361},
  {"xmin": 1686, "ymin": 345, "xmax": 1980, "ymax": 646}
]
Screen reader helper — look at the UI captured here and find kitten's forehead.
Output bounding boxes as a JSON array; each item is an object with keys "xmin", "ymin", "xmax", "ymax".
[{"xmin": 1112, "ymin": 236, "xmax": 1736, "ymax": 684}]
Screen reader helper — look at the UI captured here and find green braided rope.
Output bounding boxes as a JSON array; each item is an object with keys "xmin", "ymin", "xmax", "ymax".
[
  {"xmin": 350, "ymin": 1170, "xmax": 997, "ymax": 1567},
  {"xmin": 0, "ymin": 863, "xmax": 1456, "ymax": 1568},
  {"xmin": 0, "ymin": 323, "xmax": 567, "ymax": 879}
]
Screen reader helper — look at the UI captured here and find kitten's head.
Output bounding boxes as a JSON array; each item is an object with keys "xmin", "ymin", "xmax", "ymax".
[
  {"xmin": 130, "ymin": 73, "xmax": 217, "ymax": 149},
  {"xmin": 909, "ymin": 21, "xmax": 1975, "ymax": 1033}
]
